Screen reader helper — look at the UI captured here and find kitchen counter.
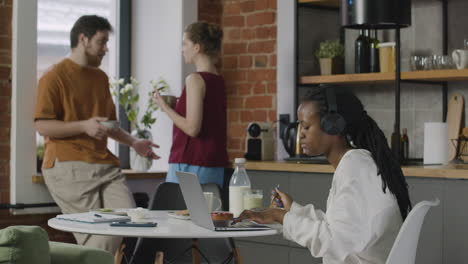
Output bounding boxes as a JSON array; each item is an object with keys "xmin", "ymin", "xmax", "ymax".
[
  {"xmin": 245, "ymin": 161, "xmax": 468, "ymax": 180},
  {"xmin": 32, "ymin": 170, "xmax": 166, "ymax": 184}
]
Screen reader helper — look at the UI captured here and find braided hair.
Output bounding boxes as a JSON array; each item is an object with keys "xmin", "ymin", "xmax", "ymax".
[{"xmin": 302, "ymin": 86, "xmax": 412, "ymax": 219}]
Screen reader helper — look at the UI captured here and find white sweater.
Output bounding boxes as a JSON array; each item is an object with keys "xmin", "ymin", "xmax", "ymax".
[{"xmin": 283, "ymin": 149, "xmax": 402, "ymax": 264}]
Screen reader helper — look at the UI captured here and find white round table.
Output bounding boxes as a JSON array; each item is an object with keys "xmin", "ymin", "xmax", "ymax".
[{"xmin": 48, "ymin": 210, "xmax": 279, "ymax": 239}]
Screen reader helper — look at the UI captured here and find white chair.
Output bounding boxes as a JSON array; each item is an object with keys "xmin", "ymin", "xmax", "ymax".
[{"xmin": 386, "ymin": 199, "xmax": 440, "ymax": 264}]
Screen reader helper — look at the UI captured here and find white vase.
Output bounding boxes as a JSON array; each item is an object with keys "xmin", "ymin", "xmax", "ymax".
[{"xmin": 130, "ymin": 129, "xmax": 153, "ymax": 171}]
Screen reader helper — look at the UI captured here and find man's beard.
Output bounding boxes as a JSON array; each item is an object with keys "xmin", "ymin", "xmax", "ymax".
[{"xmin": 85, "ymin": 49, "xmax": 102, "ymax": 67}]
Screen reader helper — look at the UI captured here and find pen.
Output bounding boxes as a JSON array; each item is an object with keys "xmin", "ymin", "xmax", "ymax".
[{"xmin": 94, "ymin": 213, "xmax": 102, "ymax": 218}]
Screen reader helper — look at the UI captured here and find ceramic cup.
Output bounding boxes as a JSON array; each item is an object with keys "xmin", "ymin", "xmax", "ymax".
[
  {"xmin": 452, "ymin": 49, "xmax": 468, "ymax": 69},
  {"xmin": 99, "ymin": 120, "xmax": 120, "ymax": 130},
  {"xmin": 203, "ymin": 192, "xmax": 222, "ymax": 212},
  {"xmin": 127, "ymin": 207, "xmax": 149, "ymax": 222}
]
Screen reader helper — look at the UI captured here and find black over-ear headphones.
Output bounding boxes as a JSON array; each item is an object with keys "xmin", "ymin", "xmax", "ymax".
[{"xmin": 320, "ymin": 86, "xmax": 346, "ymax": 135}]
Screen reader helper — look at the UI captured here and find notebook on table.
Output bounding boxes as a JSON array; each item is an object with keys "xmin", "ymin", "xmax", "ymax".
[
  {"xmin": 56, "ymin": 212, "xmax": 131, "ymax": 224},
  {"xmin": 175, "ymin": 171, "xmax": 272, "ymax": 231}
]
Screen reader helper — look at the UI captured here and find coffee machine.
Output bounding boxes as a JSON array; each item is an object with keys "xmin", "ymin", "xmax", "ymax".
[{"xmin": 244, "ymin": 122, "xmax": 275, "ymax": 161}]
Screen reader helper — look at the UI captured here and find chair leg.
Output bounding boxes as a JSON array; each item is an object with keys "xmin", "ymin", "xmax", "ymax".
[
  {"xmin": 192, "ymin": 239, "xmax": 201, "ymax": 264},
  {"xmin": 233, "ymin": 247, "xmax": 243, "ymax": 264},
  {"xmin": 114, "ymin": 243, "xmax": 126, "ymax": 264},
  {"xmin": 154, "ymin": 251, "xmax": 164, "ymax": 264}
]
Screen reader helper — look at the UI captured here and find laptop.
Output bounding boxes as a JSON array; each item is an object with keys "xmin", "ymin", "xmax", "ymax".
[{"xmin": 175, "ymin": 171, "xmax": 272, "ymax": 231}]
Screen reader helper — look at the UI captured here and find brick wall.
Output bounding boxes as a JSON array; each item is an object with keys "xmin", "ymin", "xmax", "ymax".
[
  {"xmin": 199, "ymin": 0, "xmax": 278, "ymax": 160},
  {"xmin": 0, "ymin": 0, "xmax": 12, "ymax": 207}
]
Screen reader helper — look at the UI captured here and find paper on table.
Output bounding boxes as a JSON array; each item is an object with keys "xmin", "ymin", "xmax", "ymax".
[{"xmin": 56, "ymin": 212, "xmax": 130, "ymax": 224}]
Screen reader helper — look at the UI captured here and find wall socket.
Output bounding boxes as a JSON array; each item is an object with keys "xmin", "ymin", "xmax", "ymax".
[{"xmin": 279, "ymin": 114, "xmax": 290, "ymax": 139}]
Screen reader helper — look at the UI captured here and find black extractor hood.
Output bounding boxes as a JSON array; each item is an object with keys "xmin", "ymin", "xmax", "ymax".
[{"xmin": 341, "ymin": 0, "xmax": 412, "ymax": 29}]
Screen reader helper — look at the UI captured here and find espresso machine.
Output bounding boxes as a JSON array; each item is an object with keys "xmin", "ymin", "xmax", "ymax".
[{"xmin": 244, "ymin": 122, "xmax": 275, "ymax": 161}]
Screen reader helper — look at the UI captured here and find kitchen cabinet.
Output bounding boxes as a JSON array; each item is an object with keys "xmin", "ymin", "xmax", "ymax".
[{"xmin": 234, "ymin": 169, "xmax": 468, "ymax": 264}]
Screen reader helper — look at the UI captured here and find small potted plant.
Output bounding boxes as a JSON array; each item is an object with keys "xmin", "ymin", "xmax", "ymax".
[{"xmin": 315, "ymin": 40, "xmax": 345, "ymax": 75}]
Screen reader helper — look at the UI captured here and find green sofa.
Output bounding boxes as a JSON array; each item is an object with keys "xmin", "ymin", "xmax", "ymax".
[{"xmin": 0, "ymin": 226, "xmax": 113, "ymax": 264}]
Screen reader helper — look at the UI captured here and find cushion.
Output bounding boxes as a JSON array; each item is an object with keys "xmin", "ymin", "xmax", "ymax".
[
  {"xmin": 0, "ymin": 225, "xmax": 50, "ymax": 264},
  {"xmin": 49, "ymin": 242, "xmax": 113, "ymax": 264}
]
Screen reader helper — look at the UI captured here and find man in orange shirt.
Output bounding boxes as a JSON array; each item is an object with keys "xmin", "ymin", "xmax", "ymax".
[{"xmin": 34, "ymin": 15, "xmax": 158, "ymax": 254}]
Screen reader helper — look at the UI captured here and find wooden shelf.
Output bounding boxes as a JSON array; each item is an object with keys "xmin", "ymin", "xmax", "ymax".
[
  {"xmin": 300, "ymin": 69, "xmax": 468, "ymax": 85},
  {"xmin": 298, "ymin": 0, "xmax": 340, "ymax": 8}
]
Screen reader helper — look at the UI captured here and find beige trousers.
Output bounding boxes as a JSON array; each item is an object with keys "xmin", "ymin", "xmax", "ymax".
[{"xmin": 43, "ymin": 160, "xmax": 135, "ymax": 255}]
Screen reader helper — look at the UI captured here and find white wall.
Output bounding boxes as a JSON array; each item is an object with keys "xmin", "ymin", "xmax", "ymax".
[
  {"xmin": 11, "ymin": 0, "xmax": 57, "ymax": 214},
  {"xmin": 132, "ymin": 0, "xmax": 198, "ymax": 171},
  {"xmin": 276, "ymin": 0, "xmax": 296, "ymax": 160}
]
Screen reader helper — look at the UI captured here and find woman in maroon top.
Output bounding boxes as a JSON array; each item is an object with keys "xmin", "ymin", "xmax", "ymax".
[{"xmin": 152, "ymin": 21, "xmax": 228, "ymax": 187}]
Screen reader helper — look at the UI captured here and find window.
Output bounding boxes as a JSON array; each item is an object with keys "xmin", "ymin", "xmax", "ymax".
[{"xmin": 36, "ymin": 0, "xmax": 118, "ymax": 155}]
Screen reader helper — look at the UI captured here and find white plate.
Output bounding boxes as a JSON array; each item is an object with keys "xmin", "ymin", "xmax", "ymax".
[{"xmin": 167, "ymin": 211, "xmax": 191, "ymax": 220}]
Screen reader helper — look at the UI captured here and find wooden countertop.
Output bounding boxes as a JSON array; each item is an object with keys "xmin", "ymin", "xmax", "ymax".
[
  {"xmin": 245, "ymin": 161, "xmax": 468, "ymax": 180},
  {"xmin": 32, "ymin": 170, "xmax": 166, "ymax": 184}
]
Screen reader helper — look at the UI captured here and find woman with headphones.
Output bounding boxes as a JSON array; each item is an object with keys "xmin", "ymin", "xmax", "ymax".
[{"xmin": 235, "ymin": 85, "xmax": 412, "ymax": 263}]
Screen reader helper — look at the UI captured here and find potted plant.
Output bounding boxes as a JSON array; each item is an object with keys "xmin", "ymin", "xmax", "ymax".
[
  {"xmin": 110, "ymin": 77, "xmax": 170, "ymax": 171},
  {"xmin": 315, "ymin": 40, "xmax": 345, "ymax": 75}
]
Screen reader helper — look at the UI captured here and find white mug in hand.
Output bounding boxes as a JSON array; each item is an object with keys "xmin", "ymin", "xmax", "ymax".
[
  {"xmin": 452, "ymin": 49, "xmax": 468, "ymax": 69},
  {"xmin": 203, "ymin": 192, "xmax": 222, "ymax": 212}
]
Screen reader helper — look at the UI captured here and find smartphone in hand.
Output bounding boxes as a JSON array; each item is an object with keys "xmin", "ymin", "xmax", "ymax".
[{"xmin": 110, "ymin": 221, "xmax": 157, "ymax": 227}]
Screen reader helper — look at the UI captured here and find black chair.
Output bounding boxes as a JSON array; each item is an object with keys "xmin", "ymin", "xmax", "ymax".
[{"xmin": 129, "ymin": 182, "xmax": 235, "ymax": 264}]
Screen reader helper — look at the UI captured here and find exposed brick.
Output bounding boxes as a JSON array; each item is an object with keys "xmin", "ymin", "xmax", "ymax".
[
  {"xmin": 228, "ymin": 150, "xmax": 245, "ymax": 161},
  {"xmin": 267, "ymin": 81, "xmax": 277, "ymax": 93},
  {"xmin": 0, "ymin": 96, "xmax": 9, "ymax": 113},
  {"xmin": 223, "ymin": 42, "xmax": 247, "ymax": 55},
  {"xmin": 0, "ymin": 54, "xmax": 11, "ymax": 66},
  {"xmin": 237, "ymin": 83, "xmax": 251, "ymax": 95},
  {"xmin": 223, "ymin": 56, "xmax": 238, "ymax": 69},
  {"xmin": 269, "ymin": 54, "xmax": 277, "ymax": 67},
  {"xmin": 268, "ymin": 0, "xmax": 277, "ymax": 9},
  {"xmin": 239, "ymin": 55, "xmax": 252, "ymax": 68},
  {"xmin": 224, "ymin": 2, "xmax": 241, "ymax": 15},
  {"xmin": 223, "ymin": 16, "xmax": 245, "ymax": 27},
  {"xmin": 240, "ymin": 111, "xmax": 254, "ymax": 122},
  {"xmin": 253, "ymin": 82, "xmax": 266, "ymax": 94},
  {"xmin": 254, "ymin": 55, "xmax": 268, "ymax": 67},
  {"xmin": 240, "ymin": 1, "xmax": 255, "ymax": 13},
  {"xmin": 227, "ymin": 96, "xmax": 245, "ymax": 109},
  {"xmin": 226, "ymin": 28, "xmax": 241, "ymax": 41},
  {"xmin": 228, "ymin": 110, "xmax": 239, "ymax": 123},
  {"xmin": 225, "ymin": 84, "xmax": 237, "ymax": 95},
  {"xmin": 255, "ymin": 0, "xmax": 270, "ymax": 11},
  {"xmin": 245, "ymin": 95, "xmax": 273, "ymax": 108},
  {"xmin": 0, "ymin": 113, "xmax": 11, "ymax": 128},
  {"xmin": 246, "ymin": 12, "xmax": 276, "ymax": 27},
  {"xmin": 268, "ymin": 110, "xmax": 277, "ymax": 121},
  {"xmin": 247, "ymin": 69, "xmax": 276, "ymax": 82},
  {"xmin": 0, "ymin": 36, "xmax": 10, "ymax": 50},
  {"xmin": 0, "ymin": 81, "xmax": 11, "ymax": 96},
  {"xmin": 241, "ymin": 29, "xmax": 255, "ymax": 40},
  {"xmin": 0, "ymin": 189, "xmax": 9, "ymax": 203},
  {"xmin": 227, "ymin": 124, "xmax": 246, "ymax": 138},
  {"xmin": 0, "ymin": 128, "xmax": 8, "ymax": 143},
  {"xmin": 228, "ymin": 138, "xmax": 241, "ymax": 150},
  {"xmin": 0, "ymin": 6, "xmax": 12, "ymax": 37},
  {"xmin": 0, "ymin": 145, "xmax": 9, "ymax": 159},
  {"xmin": 248, "ymin": 40, "xmax": 276, "ymax": 53},
  {"xmin": 253, "ymin": 110, "xmax": 267, "ymax": 121},
  {"xmin": 0, "ymin": 66, "xmax": 9, "ymax": 80},
  {"xmin": 224, "ymin": 70, "xmax": 247, "ymax": 83},
  {"xmin": 0, "ymin": 174, "xmax": 9, "ymax": 190}
]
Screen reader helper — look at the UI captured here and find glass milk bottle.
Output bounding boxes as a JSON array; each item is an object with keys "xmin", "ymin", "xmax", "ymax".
[{"xmin": 229, "ymin": 158, "xmax": 251, "ymax": 217}]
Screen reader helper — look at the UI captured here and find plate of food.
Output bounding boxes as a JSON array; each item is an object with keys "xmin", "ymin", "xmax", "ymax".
[{"xmin": 167, "ymin": 210, "xmax": 190, "ymax": 220}]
